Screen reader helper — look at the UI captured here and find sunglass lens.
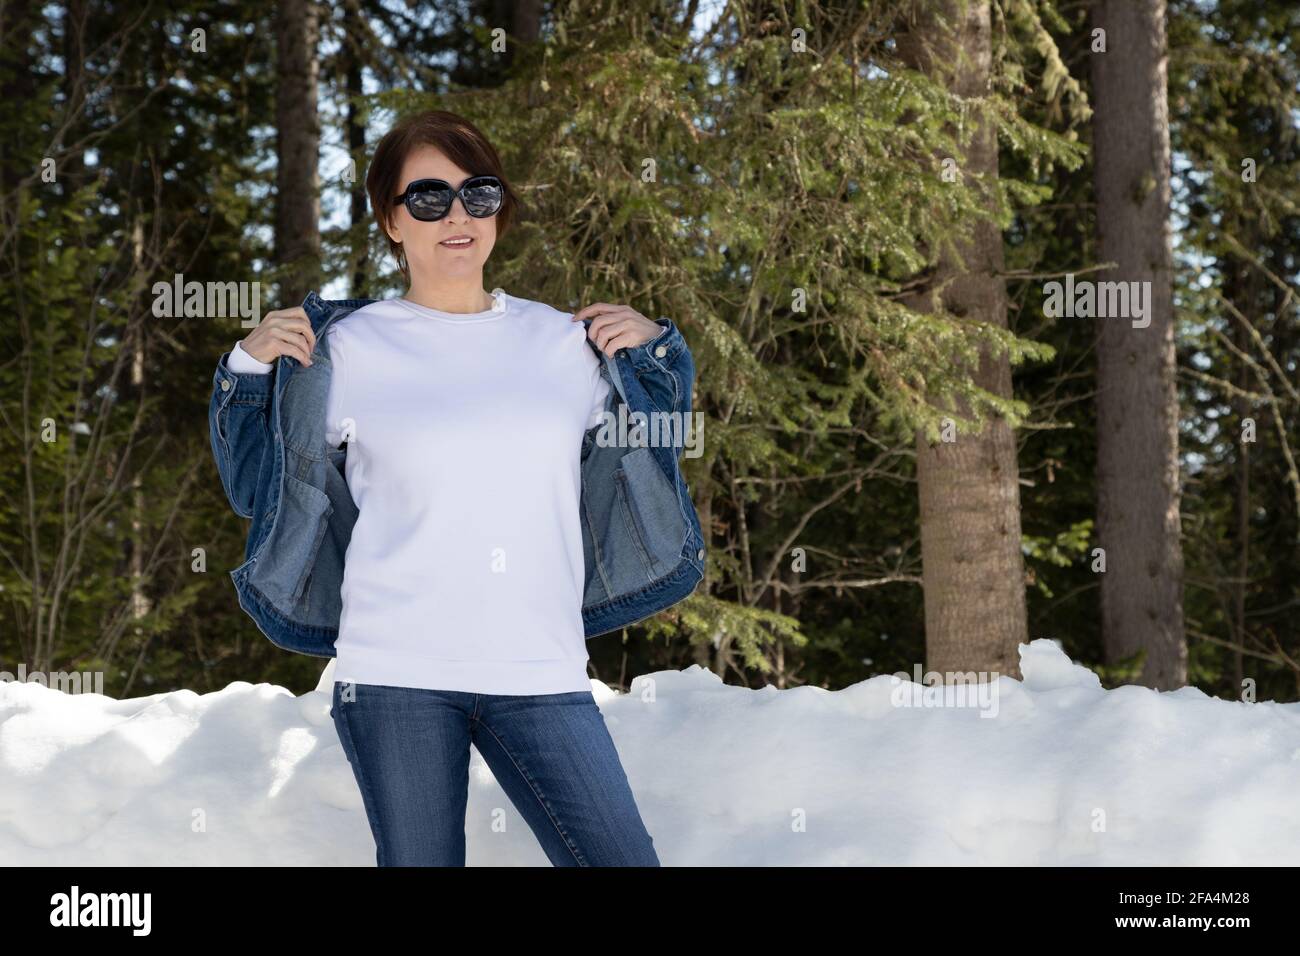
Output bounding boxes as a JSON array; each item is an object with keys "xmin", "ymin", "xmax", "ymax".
[
  {"xmin": 462, "ymin": 178, "xmax": 503, "ymax": 217},
  {"xmin": 408, "ymin": 186, "xmax": 452, "ymax": 221}
]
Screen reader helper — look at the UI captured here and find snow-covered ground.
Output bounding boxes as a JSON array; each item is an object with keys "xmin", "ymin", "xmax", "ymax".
[{"xmin": 2, "ymin": 638, "xmax": 1297, "ymax": 865}]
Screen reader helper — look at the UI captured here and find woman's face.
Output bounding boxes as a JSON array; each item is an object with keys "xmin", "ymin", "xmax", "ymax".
[{"xmin": 385, "ymin": 144, "xmax": 498, "ymax": 283}]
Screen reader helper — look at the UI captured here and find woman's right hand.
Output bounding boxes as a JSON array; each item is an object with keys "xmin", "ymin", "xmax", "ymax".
[{"xmin": 240, "ymin": 306, "xmax": 317, "ymax": 366}]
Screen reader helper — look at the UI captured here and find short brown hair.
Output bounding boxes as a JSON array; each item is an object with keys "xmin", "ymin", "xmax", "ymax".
[{"xmin": 365, "ymin": 109, "xmax": 521, "ymax": 283}]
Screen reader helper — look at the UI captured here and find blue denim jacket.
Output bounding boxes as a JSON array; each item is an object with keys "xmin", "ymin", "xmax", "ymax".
[{"xmin": 207, "ymin": 291, "xmax": 705, "ymax": 658}]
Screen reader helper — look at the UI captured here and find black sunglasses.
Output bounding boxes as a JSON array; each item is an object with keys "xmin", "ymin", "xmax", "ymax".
[{"xmin": 392, "ymin": 175, "xmax": 504, "ymax": 222}]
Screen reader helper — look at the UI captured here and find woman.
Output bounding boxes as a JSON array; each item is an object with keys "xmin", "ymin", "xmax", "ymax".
[{"xmin": 217, "ymin": 109, "xmax": 693, "ymax": 866}]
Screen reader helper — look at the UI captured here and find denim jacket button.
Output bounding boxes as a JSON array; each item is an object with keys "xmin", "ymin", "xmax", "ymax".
[
  {"xmin": 697, "ymin": 548, "xmax": 704, "ymax": 560},
  {"xmin": 654, "ymin": 345, "xmax": 668, "ymax": 358},
  {"xmin": 220, "ymin": 379, "xmax": 231, "ymax": 391}
]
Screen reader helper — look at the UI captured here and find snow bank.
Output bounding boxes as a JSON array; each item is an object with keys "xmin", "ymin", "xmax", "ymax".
[{"xmin": 2, "ymin": 638, "xmax": 1297, "ymax": 865}]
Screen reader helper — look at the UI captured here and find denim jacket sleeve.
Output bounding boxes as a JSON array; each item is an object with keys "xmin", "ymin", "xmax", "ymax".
[
  {"xmin": 208, "ymin": 350, "xmax": 274, "ymax": 519},
  {"xmin": 623, "ymin": 317, "xmax": 694, "ymax": 419}
]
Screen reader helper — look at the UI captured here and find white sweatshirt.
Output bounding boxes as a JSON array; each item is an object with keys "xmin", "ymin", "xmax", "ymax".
[{"xmin": 225, "ymin": 291, "xmax": 611, "ymax": 694}]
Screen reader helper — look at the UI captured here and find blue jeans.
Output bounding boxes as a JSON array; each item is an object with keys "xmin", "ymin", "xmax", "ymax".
[{"xmin": 330, "ymin": 681, "xmax": 661, "ymax": 866}]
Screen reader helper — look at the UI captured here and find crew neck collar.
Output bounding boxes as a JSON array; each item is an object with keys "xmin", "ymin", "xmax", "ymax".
[{"xmin": 394, "ymin": 290, "xmax": 510, "ymax": 322}]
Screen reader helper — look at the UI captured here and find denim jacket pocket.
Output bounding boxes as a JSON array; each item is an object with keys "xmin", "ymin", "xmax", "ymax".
[
  {"xmin": 255, "ymin": 473, "xmax": 334, "ymax": 608},
  {"xmin": 614, "ymin": 447, "xmax": 689, "ymax": 579}
]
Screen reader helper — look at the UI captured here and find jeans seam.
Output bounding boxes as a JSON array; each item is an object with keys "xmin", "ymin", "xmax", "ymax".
[
  {"xmin": 335, "ymin": 685, "xmax": 388, "ymax": 866},
  {"xmin": 473, "ymin": 717, "xmax": 586, "ymax": 866}
]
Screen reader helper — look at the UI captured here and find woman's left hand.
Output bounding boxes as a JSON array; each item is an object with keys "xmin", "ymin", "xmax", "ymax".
[{"xmin": 572, "ymin": 303, "xmax": 662, "ymax": 357}]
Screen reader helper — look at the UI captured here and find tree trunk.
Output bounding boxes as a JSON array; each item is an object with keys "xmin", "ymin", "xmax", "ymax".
[
  {"xmin": 61, "ymin": 0, "xmax": 87, "ymax": 188},
  {"xmin": 344, "ymin": 0, "xmax": 367, "ymax": 296},
  {"xmin": 897, "ymin": 0, "xmax": 1029, "ymax": 682},
  {"xmin": 275, "ymin": 0, "xmax": 322, "ymax": 305},
  {"xmin": 1090, "ymin": 0, "xmax": 1187, "ymax": 688},
  {"xmin": 513, "ymin": 0, "xmax": 542, "ymax": 43}
]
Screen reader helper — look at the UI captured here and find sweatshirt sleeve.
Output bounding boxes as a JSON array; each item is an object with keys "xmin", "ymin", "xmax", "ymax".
[
  {"xmin": 324, "ymin": 327, "xmax": 349, "ymax": 448},
  {"xmin": 586, "ymin": 349, "xmax": 612, "ymax": 429},
  {"xmin": 227, "ymin": 339, "xmax": 274, "ymax": 375}
]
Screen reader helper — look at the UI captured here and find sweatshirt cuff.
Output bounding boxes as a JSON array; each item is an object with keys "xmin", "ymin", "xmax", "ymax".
[{"xmin": 227, "ymin": 340, "xmax": 274, "ymax": 374}]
